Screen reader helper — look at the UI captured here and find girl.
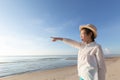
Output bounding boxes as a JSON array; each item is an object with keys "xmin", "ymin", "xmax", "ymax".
[{"xmin": 51, "ymin": 24, "xmax": 106, "ymax": 80}]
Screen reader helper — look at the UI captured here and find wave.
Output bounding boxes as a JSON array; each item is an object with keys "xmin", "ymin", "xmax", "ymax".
[
  {"xmin": 0, "ymin": 57, "xmax": 63, "ymax": 64},
  {"xmin": 0, "ymin": 55, "xmax": 77, "ymax": 78}
]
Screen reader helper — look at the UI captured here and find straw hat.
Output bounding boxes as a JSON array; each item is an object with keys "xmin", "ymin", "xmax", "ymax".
[{"xmin": 80, "ymin": 24, "xmax": 97, "ymax": 38}]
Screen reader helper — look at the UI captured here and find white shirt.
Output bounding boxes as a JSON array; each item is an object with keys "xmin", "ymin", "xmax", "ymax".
[{"xmin": 63, "ymin": 38, "xmax": 106, "ymax": 80}]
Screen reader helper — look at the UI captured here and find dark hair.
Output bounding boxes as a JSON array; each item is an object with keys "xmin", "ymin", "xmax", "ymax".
[{"xmin": 81, "ymin": 28, "xmax": 95, "ymax": 41}]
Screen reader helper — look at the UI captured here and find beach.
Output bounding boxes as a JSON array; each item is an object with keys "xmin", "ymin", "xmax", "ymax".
[{"xmin": 1, "ymin": 57, "xmax": 120, "ymax": 80}]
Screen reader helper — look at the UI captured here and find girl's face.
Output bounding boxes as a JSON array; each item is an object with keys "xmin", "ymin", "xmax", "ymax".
[{"xmin": 80, "ymin": 29, "xmax": 91, "ymax": 43}]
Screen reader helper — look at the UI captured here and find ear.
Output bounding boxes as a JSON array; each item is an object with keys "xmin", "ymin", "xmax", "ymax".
[{"xmin": 89, "ymin": 32, "xmax": 93, "ymax": 37}]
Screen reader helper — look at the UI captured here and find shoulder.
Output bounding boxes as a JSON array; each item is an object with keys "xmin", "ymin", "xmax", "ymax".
[
  {"xmin": 94, "ymin": 42, "xmax": 101, "ymax": 47},
  {"xmin": 93, "ymin": 43, "xmax": 104, "ymax": 54},
  {"xmin": 94, "ymin": 42, "xmax": 102, "ymax": 50}
]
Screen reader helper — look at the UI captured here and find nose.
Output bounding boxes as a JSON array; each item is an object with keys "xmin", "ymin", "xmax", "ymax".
[{"xmin": 80, "ymin": 34, "xmax": 83, "ymax": 39}]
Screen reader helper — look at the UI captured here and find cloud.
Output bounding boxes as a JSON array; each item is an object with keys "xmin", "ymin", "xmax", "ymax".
[
  {"xmin": 0, "ymin": 18, "xmax": 58, "ymax": 56},
  {"xmin": 103, "ymin": 48, "xmax": 111, "ymax": 54},
  {"xmin": 0, "ymin": 33, "xmax": 51, "ymax": 56},
  {"xmin": 0, "ymin": 17, "xmax": 80, "ymax": 56}
]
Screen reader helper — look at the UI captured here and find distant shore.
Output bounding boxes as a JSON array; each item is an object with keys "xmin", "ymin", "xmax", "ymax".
[{"xmin": 1, "ymin": 57, "xmax": 120, "ymax": 80}]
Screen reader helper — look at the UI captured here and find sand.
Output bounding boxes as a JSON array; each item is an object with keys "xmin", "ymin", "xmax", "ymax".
[{"xmin": 1, "ymin": 57, "xmax": 120, "ymax": 80}]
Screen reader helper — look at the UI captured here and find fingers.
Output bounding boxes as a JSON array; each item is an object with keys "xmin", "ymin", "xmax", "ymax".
[
  {"xmin": 50, "ymin": 37, "xmax": 56, "ymax": 42},
  {"xmin": 50, "ymin": 37, "xmax": 58, "ymax": 39},
  {"xmin": 52, "ymin": 39, "xmax": 56, "ymax": 42},
  {"xmin": 50, "ymin": 37, "xmax": 63, "ymax": 42}
]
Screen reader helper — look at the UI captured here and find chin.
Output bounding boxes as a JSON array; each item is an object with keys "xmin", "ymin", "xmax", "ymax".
[{"xmin": 82, "ymin": 40, "xmax": 87, "ymax": 43}]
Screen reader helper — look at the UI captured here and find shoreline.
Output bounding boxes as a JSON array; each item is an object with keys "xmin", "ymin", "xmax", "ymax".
[
  {"xmin": 0, "ymin": 64, "xmax": 77, "ymax": 78},
  {"xmin": 0, "ymin": 55, "xmax": 77, "ymax": 78},
  {"xmin": 1, "ymin": 65, "xmax": 79, "ymax": 80},
  {"xmin": 1, "ymin": 57, "xmax": 120, "ymax": 80}
]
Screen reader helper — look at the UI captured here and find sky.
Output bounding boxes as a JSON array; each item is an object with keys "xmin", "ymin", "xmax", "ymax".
[{"xmin": 0, "ymin": 0, "xmax": 120, "ymax": 56}]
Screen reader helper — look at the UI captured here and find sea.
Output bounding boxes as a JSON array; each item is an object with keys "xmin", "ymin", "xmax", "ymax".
[
  {"xmin": 0, "ymin": 54, "xmax": 120, "ymax": 78},
  {"xmin": 0, "ymin": 55, "xmax": 77, "ymax": 78}
]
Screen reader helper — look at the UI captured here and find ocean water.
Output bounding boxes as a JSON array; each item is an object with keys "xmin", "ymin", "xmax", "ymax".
[{"xmin": 0, "ymin": 55, "xmax": 77, "ymax": 78}]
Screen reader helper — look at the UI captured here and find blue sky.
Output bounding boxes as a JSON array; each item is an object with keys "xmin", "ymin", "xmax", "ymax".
[{"xmin": 0, "ymin": 0, "xmax": 120, "ymax": 56}]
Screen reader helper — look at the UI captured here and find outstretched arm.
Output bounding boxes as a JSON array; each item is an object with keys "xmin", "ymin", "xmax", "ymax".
[{"xmin": 51, "ymin": 37, "xmax": 81, "ymax": 49}]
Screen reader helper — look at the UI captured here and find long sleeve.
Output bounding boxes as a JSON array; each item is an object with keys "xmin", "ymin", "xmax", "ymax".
[
  {"xmin": 62, "ymin": 38, "xmax": 81, "ymax": 49},
  {"xmin": 95, "ymin": 45, "xmax": 106, "ymax": 80}
]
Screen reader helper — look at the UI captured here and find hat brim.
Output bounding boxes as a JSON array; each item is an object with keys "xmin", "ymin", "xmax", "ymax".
[{"xmin": 80, "ymin": 26, "xmax": 97, "ymax": 38}]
